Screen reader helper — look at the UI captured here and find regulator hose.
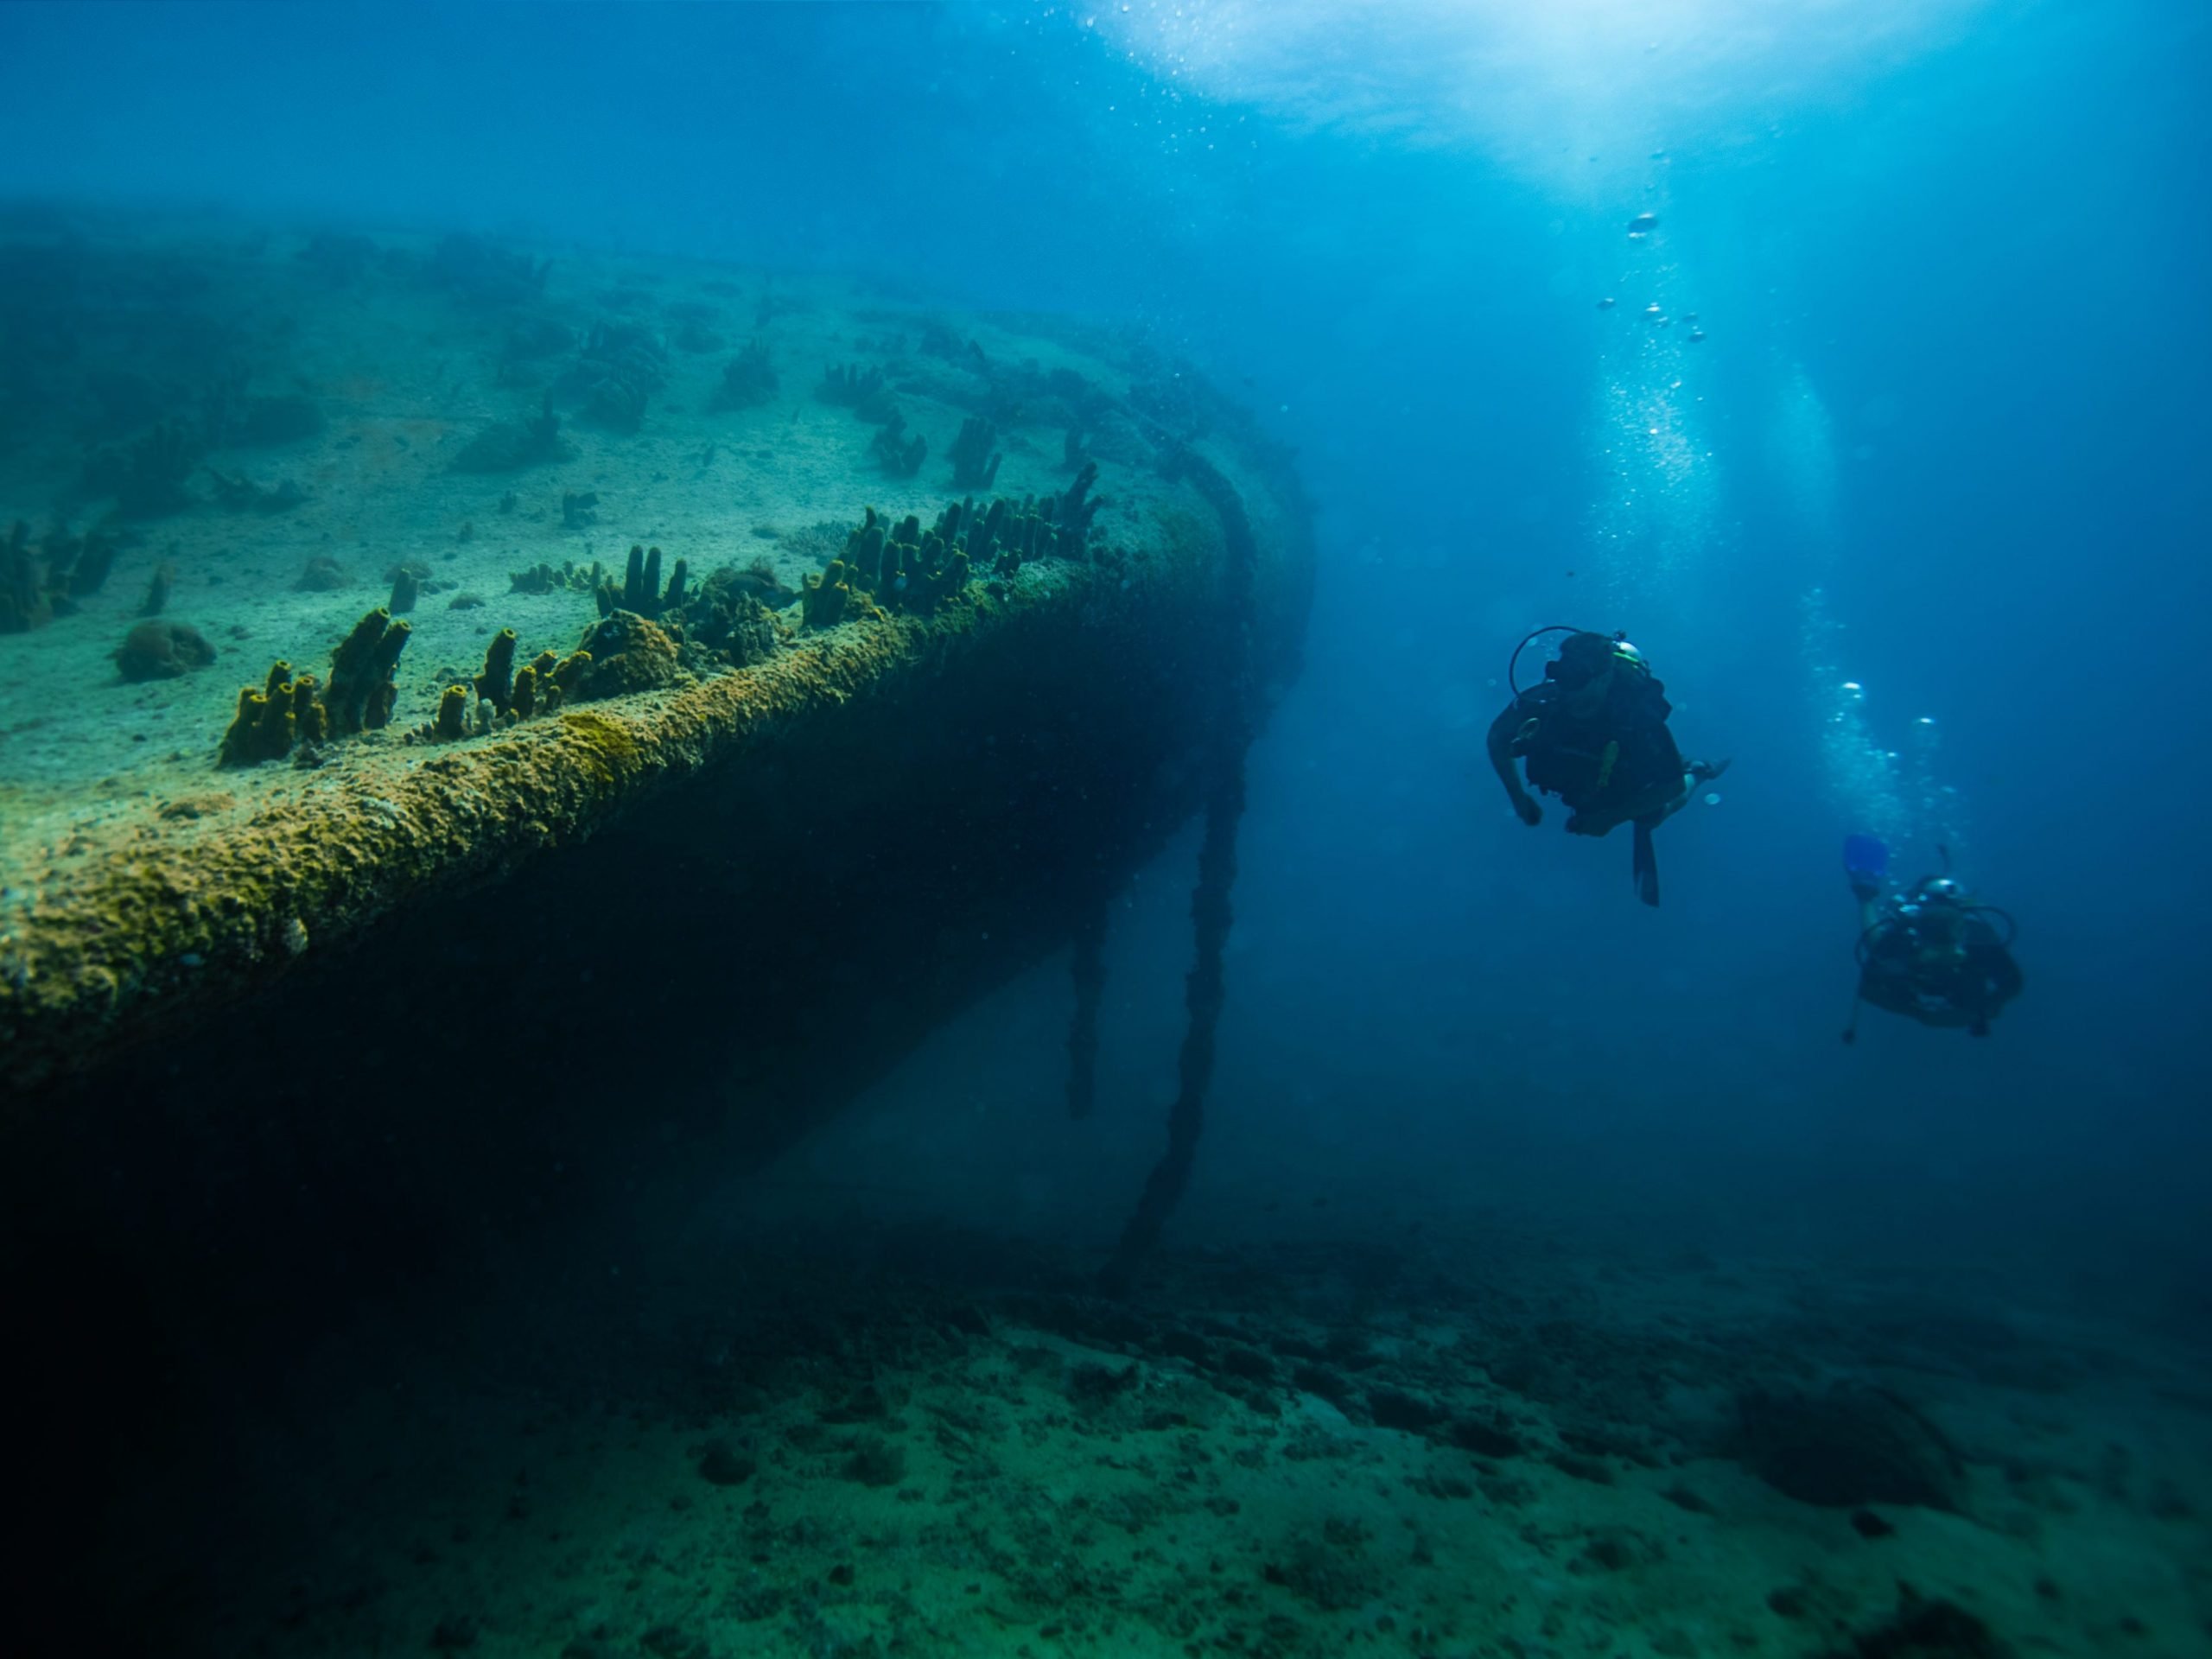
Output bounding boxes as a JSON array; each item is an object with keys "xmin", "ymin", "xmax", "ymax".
[{"xmin": 1507, "ymin": 624, "xmax": 1607, "ymax": 697}]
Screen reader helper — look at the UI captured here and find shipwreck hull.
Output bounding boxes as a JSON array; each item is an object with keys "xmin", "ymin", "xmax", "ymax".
[
  {"xmin": 0, "ymin": 442, "xmax": 1310, "ymax": 1636},
  {"xmin": 2, "ymin": 442, "xmax": 1312, "ymax": 1185},
  {"xmin": 0, "ymin": 217, "xmax": 1314, "ymax": 1654},
  {"xmin": 0, "ymin": 216, "xmax": 1317, "ymax": 1347}
]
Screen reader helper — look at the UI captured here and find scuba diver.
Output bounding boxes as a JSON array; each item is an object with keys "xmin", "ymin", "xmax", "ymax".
[
  {"xmin": 1841, "ymin": 834, "xmax": 2023, "ymax": 1041},
  {"xmin": 1487, "ymin": 627, "xmax": 1729, "ymax": 906}
]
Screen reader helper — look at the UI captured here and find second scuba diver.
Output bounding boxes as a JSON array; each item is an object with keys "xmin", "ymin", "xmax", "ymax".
[
  {"xmin": 1841, "ymin": 834, "xmax": 2024, "ymax": 1041},
  {"xmin": 1487, "ymin": 627, "xmax": 1728, "ymax": 906}
]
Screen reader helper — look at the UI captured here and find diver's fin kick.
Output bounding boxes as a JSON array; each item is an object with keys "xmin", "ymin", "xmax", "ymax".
[{"xmin": 1633, "ymin": 818, "xmax": 1659, "ymax": 906}]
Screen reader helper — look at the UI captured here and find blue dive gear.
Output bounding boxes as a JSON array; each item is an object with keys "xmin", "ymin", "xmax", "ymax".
[{"xmin": 1844, "ymin": 833, "xmax": 1889, "ymax": 886}]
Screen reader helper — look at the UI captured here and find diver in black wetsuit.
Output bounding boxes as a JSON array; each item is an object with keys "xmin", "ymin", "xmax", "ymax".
[
  {"xmin": 1487, "ymin": 628, "xmax": 1727, "ymax": 906},
  {"xmin": 1841, "ymin": 836, "xmax": 2024, "ymax": 1041}
]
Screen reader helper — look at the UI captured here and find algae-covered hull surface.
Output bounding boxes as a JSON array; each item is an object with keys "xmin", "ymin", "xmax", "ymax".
[{"xmin": 0, "ymin": 214, "xmax": 1314, "ymax": 1100}]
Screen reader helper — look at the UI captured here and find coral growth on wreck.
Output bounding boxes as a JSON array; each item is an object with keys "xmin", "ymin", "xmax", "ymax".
[
  {"xmin": 218, "ymin": 607, "xmax": 410, "ymax": 766},
  {"xmin": 594, "ymin": 544, "xmax": 689, "ymax": 622}
]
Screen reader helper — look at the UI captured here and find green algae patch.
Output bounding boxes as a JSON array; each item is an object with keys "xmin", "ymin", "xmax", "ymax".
[{"xmin": 557, "ymin": 709, "xmax": 645, "ymax": 790}]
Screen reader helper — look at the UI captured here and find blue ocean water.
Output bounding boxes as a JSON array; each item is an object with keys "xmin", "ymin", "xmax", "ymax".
[{"xmin": 3, "ymin": 3, "xmax": 2208, "ymax": 1653}]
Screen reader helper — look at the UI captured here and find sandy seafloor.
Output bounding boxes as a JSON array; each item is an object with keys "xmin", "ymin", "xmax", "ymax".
[{"xmin": 122, "ymin": 1178, "xmax": 2210, "ymax": 1659}]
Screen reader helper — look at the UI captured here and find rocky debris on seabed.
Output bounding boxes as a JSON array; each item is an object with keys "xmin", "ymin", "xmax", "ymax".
[
  {"xmin": 1737, "ymin": 1381, "xmax": 1967, "ymax": 1510},
  {"xmin": 96, "ymin": 1220, "xmax": 2207, "ymax": 1659}
]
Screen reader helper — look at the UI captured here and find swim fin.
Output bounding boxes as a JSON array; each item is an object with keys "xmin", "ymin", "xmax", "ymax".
[
  {"xmin": 1844, "ymin": 832, "xmax": 1889, "ymax": 883},
  {"xmin": 1633, "ymin": 818, "xmax": 1659, "ymax": 906},
  {"xmin": 1844, "ymin": 831, "xmax": 1889, "ymax": 903}
]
